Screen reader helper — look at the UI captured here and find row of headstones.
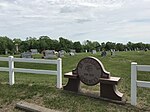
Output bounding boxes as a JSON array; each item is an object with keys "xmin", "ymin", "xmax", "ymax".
[
  {"xmin": 89, "ymin": 50, "xmax": 115, "ymax": 57},
  {"xmin": 87, "ymin": 48, "xmax": 149, "ymax": 54},
  {"xmin": 20, "ymin": 49, "xmax": 76, "ymax": 58},
  {"xmin": 21, "ymin": 49, "xmax": 112, "ymax": 58},
  {"xmin": 88, "ymin": 48, "xmax": 149, "ymax": 56}
]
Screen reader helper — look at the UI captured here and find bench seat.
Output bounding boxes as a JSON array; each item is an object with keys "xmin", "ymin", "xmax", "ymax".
[{"xmin": 64, "ymin": 72, "xmax": 78, "ymax": 79}]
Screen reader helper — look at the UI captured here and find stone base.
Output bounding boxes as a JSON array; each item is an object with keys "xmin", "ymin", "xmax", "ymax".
[{"xmin": 64, "ymin": 72, "xmax": 123, "ymax": 102}]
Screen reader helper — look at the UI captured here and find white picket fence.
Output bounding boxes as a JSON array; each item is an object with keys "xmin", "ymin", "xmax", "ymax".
[
  {"xmin": 0, "ymin": 56, "xmax": 62, "ymax": 88},
  {"xmin": 131, "ymin": 62, "xmax": 150, "ymax": 105}
]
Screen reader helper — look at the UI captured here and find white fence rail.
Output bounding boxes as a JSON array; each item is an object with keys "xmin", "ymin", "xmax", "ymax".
[
  {"xmin": 131, "ymin": 62, "xmax": 150, "ymax": 106},
  {"xmin": 0, "ymin": 56, "xmax": 62, "ymax": 88}
]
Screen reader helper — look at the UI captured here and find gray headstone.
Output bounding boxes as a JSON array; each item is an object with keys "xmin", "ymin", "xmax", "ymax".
[
  {"xmin": 21, "ymin": 52, "xmax": 32, "ymax": 58},
  {"xmin": 58, "ymin": 50, "xmax": 65, "ymax": 58},
  {"xmin": 43, "ymin": 50, "xmax": 56, "ymax": 58}
]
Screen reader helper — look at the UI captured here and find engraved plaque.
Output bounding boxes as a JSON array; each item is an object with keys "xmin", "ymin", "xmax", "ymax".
[{"xmin": 77, "ymin": 57, "xmax": 103, "ymax": 86}]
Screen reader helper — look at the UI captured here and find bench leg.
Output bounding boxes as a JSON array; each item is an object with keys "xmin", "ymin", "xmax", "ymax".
[
  {"xmin": 63, "ymin": 78, "xmax": 80, "ymax": 92},
  {"xmin": 100, "ymin": 83, "xmax": 123, "ymax": 101}
]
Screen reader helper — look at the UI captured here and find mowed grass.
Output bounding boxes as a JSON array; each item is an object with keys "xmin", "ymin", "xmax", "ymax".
[{"xmin": 0, "ymin": 51, "xmax": 150, "ymax": 112}]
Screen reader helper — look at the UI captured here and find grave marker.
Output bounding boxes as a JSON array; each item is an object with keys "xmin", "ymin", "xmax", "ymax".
[
  {"xmin": 43, "ymin": 50, "xmax": 57, "ymax": 58},
  {"xmin": 69, "ymin": 49, "xmax": 76, "ymax": 56},
  {"xmin": 58, "ymin": 50, "xmax": 65, "ymax": 58},
  {"xmin": 64, "ymin": 57, "xmax": 124, "ymax": 102},
  {"xmin": 5, "ymin": 49, "xmax": 8, "ymax": 55},
  {"xmin": 92, "ymin": 50, "xmax": 96, "ymax": 54},
  {"xmin": 30, "ymin": 49, "xmax": 38, "ymax": 55},
  {"xmin": 21, "ymin": 52, "xmax": 32, "ymax": 58}
]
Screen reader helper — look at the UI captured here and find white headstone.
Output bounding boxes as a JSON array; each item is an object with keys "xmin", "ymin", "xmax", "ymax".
[
  {"xmin": 69, "ymin": 49, "xmax": 76, "ymax": 56},
  {"xmin": 31, "ymin": 49, "xmax": 38, "ymax": 54},
  {"xmin": 58, "ymin": 50, "xmax": 65, "ymax": 58},
  {"xmin": 92, "ymin": 50, "xmax": 96, "ymax": 54},
  {"xmin": 5, "ymin": 49, "xmax": 8, "ymax": 55}
]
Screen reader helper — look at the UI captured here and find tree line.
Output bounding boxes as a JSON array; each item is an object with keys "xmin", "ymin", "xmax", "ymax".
[{"xmin": 0, "ymin": 36, "xmax": 150, "ymax": 54}]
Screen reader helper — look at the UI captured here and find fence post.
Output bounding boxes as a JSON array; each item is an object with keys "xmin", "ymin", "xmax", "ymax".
[
  {"xmin": 131, "ymin": 62, "xmax": 137, "ymax": 106},
  {"xmin": 57, "ymin": 58, "xmax": 62, "ymax": 89},
  {"xmin": 9, "ymin": 56, "xmax": 14, "ymax": 85}
]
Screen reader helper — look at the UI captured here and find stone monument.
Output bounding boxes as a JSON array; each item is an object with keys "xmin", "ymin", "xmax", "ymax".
[
  {"xmin": 42, "ymin": 50, "xmax": 57, "ymax": 59},
  {"xmin": 58, "ymin": 50, "xmax": 65, "ymax": 58},
  {"xmin": 30, "ymin": 49, "xmax": 38, "ymax": 55},
  {"xmin": 92, "ymin": 50, "xmax": 96, "ymax": 54},
  {"xmin": 64, "ymin": 57, "xmax": 124, "ymax": 102},
  {"xmin": 69, "ymin": 49, "xmax": 76, "ymax": 56},
  {"xmin": 20, "ymin": 51, "xmax": 32, "ymax": 58}
]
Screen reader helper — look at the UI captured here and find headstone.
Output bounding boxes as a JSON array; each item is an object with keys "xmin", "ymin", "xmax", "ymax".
[
  {"xmin": 16, "ymin": 101, "xmax": 61, "ymax": 112},
  {"xmin": 21, "ymin": 51, "xmax": 32, "ymax": 58},
  {"xmin": 145, "ymin": 48, "xmax": 148, "ymax": 52},
  {"xmin": 70, "ymin": 49, "xmax": 76, "ymax": 53},
  {"xmin": 77, "ymin": 57, "xmax": 109, "ymax": 86},
  {"xmin": 43, "ymin": 50, "xmax": 57, "ymax": 58},
  {"xmin": 64, "ymin": 57, "xmax": 124, "ymax": 102},
  {"xmin": 58, "ymin": 50, "xmax": 65, "ymax": 58},
  {"xmin": 101, "ymin": 51, "xmax": 107, "ymax": 57},
  {"xmin": 110, "ymin": 49, "xmax": 115, "ymax": 56},
  {"xmin": 92, "ymin": 50, "xmax": 96, "ymax": 54},
  {"xmin": 5, "ymin": 49, "xmax": 8, "ymax": 55},
  {"xmin": 30, "ymin": 49, "xmax": 38, "ymax": 55},
  {"xmin": 15, "ymin": 44, "xmax": 19, "ymax": 53},
  {"xmin": 69, "ymin": 49, "xmax": 76, "ymax": 56},
  {"xmin": 85, "ymin": 50, "xmax": 88, "ymax": 53}
]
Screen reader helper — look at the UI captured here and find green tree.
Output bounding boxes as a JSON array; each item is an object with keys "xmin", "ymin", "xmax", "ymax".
[
  {"xmin": 0, "ymin": 36, "xmax": 14, "ymax": 54},
  {"xmin": 83, "ymin": 40, "xmax": 94, "ymax": 52},
  {"xmin": 101, "ymin": 42, "xmax": 106, "ymax": 51},
  {"xmin": 59, "ymin": 37, "xmax": 73, "ymax": 52},
  {"xmin": 105, "ymin": 42, "xmax": 116, "ymax": 51},
  {"xmin": 93, "ymin": 41, "xmax": 100, "ymax": 51},
  {"xmin": 116, "ymin": 43, "xmax": 125, "ymax": 51},
  {"xmin": 73, "ymin": 41, "xmax": 82, "ymax": 53}
]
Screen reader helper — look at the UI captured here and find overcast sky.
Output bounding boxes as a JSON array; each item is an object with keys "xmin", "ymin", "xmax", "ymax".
[{"xmin": 0, "ymin": 0, "xmax": 150, "ymax": 44}]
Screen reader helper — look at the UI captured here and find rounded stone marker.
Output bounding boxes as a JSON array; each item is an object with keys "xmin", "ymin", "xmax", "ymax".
[{"xmin": 77, "ymin": 57, "xmax": 106, "ymax": 86}]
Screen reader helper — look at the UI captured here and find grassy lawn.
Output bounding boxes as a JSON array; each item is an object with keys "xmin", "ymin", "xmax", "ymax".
[{"xmin": 0, "ymin": 51, "xmax": 150, "ymax": 112}]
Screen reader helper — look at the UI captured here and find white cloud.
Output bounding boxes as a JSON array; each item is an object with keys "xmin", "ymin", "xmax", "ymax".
[{"xmin": 0, "ymin": 0, "xmax": 150, "ymax": 43}]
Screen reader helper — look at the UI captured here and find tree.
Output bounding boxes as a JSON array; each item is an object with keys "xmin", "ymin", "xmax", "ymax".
[
  {"xmin": 51, "ymin": 39, "xmax": 60, "ymax": 51},
  {"xmin": 127, "ymin": 42, "xmax": 133, "ymax": 50},
  {"xmin": 93, "ymin": 41, "xmax": 100, "ymax": 51},
  {"xmin": 59, "ymin": 37, "xmax": 73, "ymax": 52},
  {"xmin": 38, "ymin": 36, "xmax": 52, "ymax": 52},
  {"xmin": 0, "ymin": 36, "xmax": 14, "ymax": 54},
  {"xmin": 73, "ymin": 41, "xmax": 82, "ymax": 53},
  {"xmin": 83, "ymin": 40, "xmax": 94, "ymax": 52},
  {"xmin": 116, "ymin": 43, "xmax": 125, "ymax": 51},
  {"xmin": 101, "ymin": 42, "xmax": 106, "ymax": 51},
  {"xmin": 105, "ymin": 42, "xmax": 116, "ymax": 51},
  {"xmin": 13, "ymin": 38, "xmax": 22, "ymax": 45}
]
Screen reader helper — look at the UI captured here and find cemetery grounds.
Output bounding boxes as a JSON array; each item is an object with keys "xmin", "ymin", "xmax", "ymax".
[{"xmin": 0, "ymin": 51, "xmax": 150, "ymax": 112}]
